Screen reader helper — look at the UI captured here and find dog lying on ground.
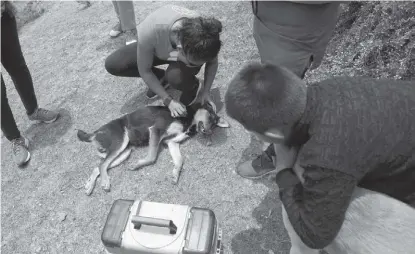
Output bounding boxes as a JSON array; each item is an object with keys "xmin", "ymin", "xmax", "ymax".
[
  {"xmin": 77, "ymin": 102, "xmax": 229, "ymax": 195},
  {"xmin": 283, "ymin": 161, "xmax": 415, "ymax": 254}
]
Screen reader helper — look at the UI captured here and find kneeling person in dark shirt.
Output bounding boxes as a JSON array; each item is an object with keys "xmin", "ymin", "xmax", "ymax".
[{"xmin": 225, "ymin": 62, "xmax": 415, "ymax": 250}]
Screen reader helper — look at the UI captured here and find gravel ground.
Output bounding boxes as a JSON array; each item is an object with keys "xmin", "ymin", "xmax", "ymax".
[{"xmin": 2, "ymin": 1, "xmax": 413, "ymax": 254}]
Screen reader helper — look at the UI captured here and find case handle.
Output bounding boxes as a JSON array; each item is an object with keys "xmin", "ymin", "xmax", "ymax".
[{"xmin": 131, "ymin": 216, "xmax": 177, "ymax": 235}]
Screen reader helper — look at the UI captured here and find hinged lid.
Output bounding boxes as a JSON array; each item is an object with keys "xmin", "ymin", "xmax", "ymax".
[{"xmin": 127, "ymin": 200, "xmax": 190, "ymax": 249}]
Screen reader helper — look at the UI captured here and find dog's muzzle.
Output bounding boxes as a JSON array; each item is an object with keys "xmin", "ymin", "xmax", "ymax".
[{"xmin": 198, "ymin": 121, "xmax": 213, "ymax": 135}]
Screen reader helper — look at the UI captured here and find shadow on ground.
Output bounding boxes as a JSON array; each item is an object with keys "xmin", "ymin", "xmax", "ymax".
[
  {"xmin": 23, "ymin": 108, "xmax": 73, "ymax": 151},
  {"xmin": 120, "ymin": 88, "xmax": 152, "ymax": 114},
  {"xmin": 230, "ymin": 135, "xmax": 292, "ymax": 254},
  {"xmin": 231, "ymin": 184, "xmax": 292, "ymax": 254},
  {"xmin": 235, "ymin": 133, "xmax": 264, "ymax": 167}
]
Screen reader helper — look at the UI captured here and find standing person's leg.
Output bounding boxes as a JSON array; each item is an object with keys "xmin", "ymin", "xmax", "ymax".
[
  {"xmin": 1, "ymin": 75, "xmax": 21, "ymax": 141},
  {"xmin": 110, "ymin": 1, "xmax": 137, "ymax": 45},
  {"xmin": 1, "ymin": 10, "xmax": 59, "ymax": 124},
  {"xmin": 237, "ymin": 1, "xmax": 340, "ymax": 178},
  {"xmin": 1, "ymin": 75, "xmax": 30, "ymax": 166},
  {"xmin": 1, "ymin": 9, "xmax": 59, "ymax": 166},
  {"xmin": 110, "ymin": 0, "xmax": 122, "ymax": 37}
]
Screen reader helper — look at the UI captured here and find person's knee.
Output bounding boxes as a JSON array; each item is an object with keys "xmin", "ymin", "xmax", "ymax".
[{"xmin": 104, "ymin": 54, "xmax": 119, "ymax": 76}]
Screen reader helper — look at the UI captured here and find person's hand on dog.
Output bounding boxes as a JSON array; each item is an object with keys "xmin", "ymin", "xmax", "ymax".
[{"xmin": 168, "ymin": 100, "xmax": 187, "ymax": 118}]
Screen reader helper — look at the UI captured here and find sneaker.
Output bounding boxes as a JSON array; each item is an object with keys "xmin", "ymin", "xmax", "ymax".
[
  {"xmin": 236, "ymin": 144, "xmax": 277, "ymax": 179},
  {"xmin": 28, "ymin": 108, "xmax": 59, "ymax": 123},
  {"xmin": 125, "ymin": 29, "xmax": 137, "ymax": 45},
  {"xmin": 109, "ymin": 22, "xmax": 122, "ymax": 38},
  {"xmin": 146, "ymin": 82, "xmax": 170, "ymax": 99},
  {"xmin": 11, "ymin": 136, "xmax": 31, "ymax": 166}
]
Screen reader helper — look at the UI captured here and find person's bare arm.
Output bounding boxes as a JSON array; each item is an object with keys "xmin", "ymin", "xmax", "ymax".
[{"xmin": 201, "ymin": 56, "xmax": 219, "ymax": 99}]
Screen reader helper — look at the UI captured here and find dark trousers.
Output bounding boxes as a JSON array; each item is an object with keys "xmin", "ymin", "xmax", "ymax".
[
  {"xmin": 1, "ymin": 11, "xmax": 38, "ymax": 141},
  {"xmin": 104, "ymin": 42, "xmax": 202, "ymax": 106}
]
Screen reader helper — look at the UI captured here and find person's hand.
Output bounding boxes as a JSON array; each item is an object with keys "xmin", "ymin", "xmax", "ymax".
[
  {"xmin": 274, "ymin": 144, "xmax": 299, "ymax": 173},
  {"xmin": 168, "ymin": 100, "xmax": 187, "ymax": 118}
]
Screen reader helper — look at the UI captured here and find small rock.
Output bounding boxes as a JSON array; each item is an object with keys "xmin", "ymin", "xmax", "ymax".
[
  {"xmin": 58, "ymin": 212, "xmax": 67, "ymax": 222},
  {"xmin": 35, "ymin": 246, "xmax": 42, "ymax": 253},
  {"xmin": 268, "ymin": 250, "xmax": 275, "ymax": 254}
]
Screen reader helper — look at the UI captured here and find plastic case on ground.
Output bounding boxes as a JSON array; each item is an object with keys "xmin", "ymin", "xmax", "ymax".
[{"xmin": 102, "ymin": 199, "xmax": 223, "ymax": 254}]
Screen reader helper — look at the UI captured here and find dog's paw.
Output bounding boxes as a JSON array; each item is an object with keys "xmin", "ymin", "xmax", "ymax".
[
  {"xmin": 85, "ymin": 173, "xmax": 98, "ymax": 196},
  {"xmin": 85, "ymin": 180, "xmax": 95, "ymax": 196},
  {"xmin": 171, "ymin": 169, "xmax": 181, "ymax": 185},
  {"xmin": 101, "ymin": 178, "xmax": 111, "ymax": 192},
  {"xmin": 171, "ymin": 175, "xmax": 179, "ymax": 185}
]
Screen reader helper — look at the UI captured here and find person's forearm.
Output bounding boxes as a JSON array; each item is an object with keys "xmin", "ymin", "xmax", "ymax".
[
  {"xmin": 141, "ymin": 71, "xmax": 170, "ymax": 100},
  {"xmin": 275, "ymin": 166, "xmax": 356, "ymax": 249},
  {"xmin": 203, "ymin": 58, "xmax": 218, "ymax": 95}
]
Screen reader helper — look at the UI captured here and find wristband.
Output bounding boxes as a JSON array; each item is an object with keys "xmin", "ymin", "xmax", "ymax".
[{"xmin": 163, "ymin": 96, "xmax": 173, "ymax": 107}]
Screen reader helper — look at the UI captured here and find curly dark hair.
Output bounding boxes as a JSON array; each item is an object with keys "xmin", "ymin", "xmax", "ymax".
[{"xmin": 178, "ymin": 17, "xmax": 223, "ymax": 62}]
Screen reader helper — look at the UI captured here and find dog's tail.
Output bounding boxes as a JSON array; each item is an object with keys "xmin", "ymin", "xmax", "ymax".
[{"xmin": 76, "ymin": 129, "xmax": 94, "ymax": 142}]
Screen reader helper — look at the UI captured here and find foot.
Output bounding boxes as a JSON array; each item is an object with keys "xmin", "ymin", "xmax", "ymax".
[
  {"xmin": 28, "ymin": 108, "xmax": 59, "ymax": 123},
  {"xmin": 101, "ymin": 176, "xmax": 111, "ymax": 192},
  {"xmin": 236, "ymin": 144, "xmax": 277, "ymax": 179},
  {"xmin": 171, "ymin": 168, "xmax": 181, "ymax": 185},
  {"xmin": 146, "ymin": 82, "xmax": 170, "ymax": 99},
  {"xmin": 109, "ymin": 22, "xmax": 122, "ymax": 38},
  {"xmin": 125, "ymin": 29, "xmax": 137, "ymax": 45},
  {"xmin": 11, "ymin": 136, "xmax": 31, "ymax": 166},
  {"xmin": 85, "ymin": 167, "xmax": 99, "ymax": 196}
]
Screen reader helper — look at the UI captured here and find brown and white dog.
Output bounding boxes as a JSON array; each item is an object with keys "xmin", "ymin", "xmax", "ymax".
[{"xmin": 77, "ymin": 102, "xmax": 229, "ymax": 195}]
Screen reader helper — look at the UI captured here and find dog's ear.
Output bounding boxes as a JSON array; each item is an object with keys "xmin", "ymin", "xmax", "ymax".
[
  {"xmin": 207, "ymin": 99, "xmax": 217, "ymax": 113},
  {"xmin": 203, "ymin": 100, "xmax": 217, "ymax": 114},
  {"xmin": 216, "ymin": 117, "xmax": 230, "ymax": 128}
]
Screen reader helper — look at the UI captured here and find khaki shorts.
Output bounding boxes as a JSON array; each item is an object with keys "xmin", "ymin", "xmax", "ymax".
[{"xmin": 252, "ymin": 2, "xmax": 340, "ymax": 78}]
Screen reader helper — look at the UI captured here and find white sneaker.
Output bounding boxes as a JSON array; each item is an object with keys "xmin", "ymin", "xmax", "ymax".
[
  {"xmin": 110, "ymin": 22, "xmax": 122, "ymax": 37},
  {"xmin": 11, "ymin": 136, "xmax": 31, "ymax": 166},
  {"xmin": 125, "ymin": 29, "xmax": 137, "ymax": 45}
]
